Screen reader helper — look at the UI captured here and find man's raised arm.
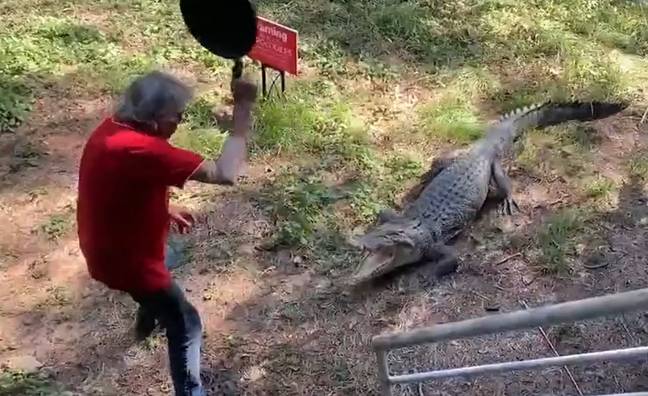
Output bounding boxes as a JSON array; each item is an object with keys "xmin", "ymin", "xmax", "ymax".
[{"xmin": 189, "ymin": 78, "xmax": 257, "ymax": 185}]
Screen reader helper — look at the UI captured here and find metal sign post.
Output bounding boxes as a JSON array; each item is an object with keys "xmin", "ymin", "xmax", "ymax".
[{"xmin": 260, "ymin": 64, "xmax": 286, "ymax": 96}]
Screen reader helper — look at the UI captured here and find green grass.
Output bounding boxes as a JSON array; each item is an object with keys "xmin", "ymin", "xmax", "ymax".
[
  {"xmin": 0, "ymin": 371, "xmax": 67, "ymax": 396},
  {"xmin": 407, "ymin": 66, "xmax": 500, "ymax": 144},
  {"xmin": 9, "ymin": 140, "xmax": 47, "ymax": 173},
  {"xmin": 39, "ymin": 209, "xmax": 74, "ymax": 241},
  {"xmin": 171, "ymin": 93, "xmax": 229, "ymax": 157},
  {"xmin": 0, "ymin": 0, "xmax": 229, "ymax": 130},
  {"xmin": 514, "ymin": 121, "xmax": 607, "ymax": 181},
  {"xmin": 259, "ymin": 171, "xmax": 344, "ymax": 249},
  {"xmin": 1, "ymin": 0, "xmax": 647, "ymax": 393},
  {"xmin": 183, "ymin": 95, "xmax": 220, "ymax": 129},
  {"xmin": 582, "ymin": 175, "xmax": 616, "ymax": 200},
  {"xmin": 628, "ymin": 150, "xmax": 648, "ymax": 182},
  {"xmin": 45, "ymin": 286, "xmax": 72, "ymax": 307},
  {"xmin": 258, "ymin": 152, "xmax": 422, "ymax": 257},
  {"xmin": 1, "ymin": 16, "xmax": 122, "ymax": 76},
  {"xmin": 0, "ymin": 14, "xmax": 129, "ymax": 128},
  {"xmin": 1, "ymin": 0, "xmax": 646, "ymax": 272},
  {"xmin": 252, "ymin": 80, "xmax": 371, "ymax": 164},
  {"xmin": 556, "ymin": 124, "xmax": 603, "ymax": 150},
  {"xmin": 417, "ymin": 97, "xmax": 485, "ymax": 144},
  {"xmin": 535, "ymin": 208, "xmax": 586, "ymax": 274},
  {"xmin": 1, "ymin": 0, "xmax": 645, "ymax": 129},
  {"xmin": 76, "ymin": 56, "xmax": 157, "ymax": 95},
  {"xmin": 346, "ymin": 154, "xmax": 423, "ymax": 222},
  {"xmin": 0, "ymin": 77, "xmax": 32, "ymax": 133},
  {"xmin": 171, "ymin": 127, "xmax": 227, "ymax": 159}
]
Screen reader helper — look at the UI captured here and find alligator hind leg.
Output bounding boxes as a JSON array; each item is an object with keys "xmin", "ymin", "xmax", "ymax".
[
  {"xmin": 376, "ymin": 208, "xmax": 400, "ymax": 225},
  {"xmin": 490, "ymin": 161, "xmax": 520, "ymax": 216},
  {"xmin": 402, "ymin": 149, "xmax": 468, "ymax": 204}
]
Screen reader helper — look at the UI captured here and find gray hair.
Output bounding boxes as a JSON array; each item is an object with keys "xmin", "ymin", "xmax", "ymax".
[{"xmin": 114, "ymin": 71, "xmax": 193, "ymax": 125}]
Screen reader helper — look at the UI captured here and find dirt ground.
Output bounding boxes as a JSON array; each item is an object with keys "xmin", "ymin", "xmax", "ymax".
[{"xmin": 1, "ymin": 85, "xmax": 648, "ymax": 396}]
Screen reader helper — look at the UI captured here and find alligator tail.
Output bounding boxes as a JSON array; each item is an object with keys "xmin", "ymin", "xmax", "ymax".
[{"xmin": 486, "ymin": 101, "xmax": 628, "ymax": 154}]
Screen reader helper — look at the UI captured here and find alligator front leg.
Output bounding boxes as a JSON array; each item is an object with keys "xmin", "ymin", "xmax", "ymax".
[
  {"xmin": 490, "ymin": 161, "xmax": 520, "ymax": 216},
  {"xmin": 423, "ymin": 244, "xmax": 460, "ymax": 278}
]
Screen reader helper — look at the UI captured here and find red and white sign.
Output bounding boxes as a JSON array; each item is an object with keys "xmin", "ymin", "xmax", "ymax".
[{"xmin": 248, "ymin": 16, "xmax": 298, "ymax": 75}]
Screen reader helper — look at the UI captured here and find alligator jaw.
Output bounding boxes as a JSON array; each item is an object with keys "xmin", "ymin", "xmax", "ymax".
[
  {"xmin": 349, "ymin": 218, "xmax": 426, "ymax": 284},
  {"xmin": 351, "ymin": 243, "xmax": 424, "ymax": 284},
  {"xmin": 351, "ymin": 249, "xmax": 396, "ymax": 283}
]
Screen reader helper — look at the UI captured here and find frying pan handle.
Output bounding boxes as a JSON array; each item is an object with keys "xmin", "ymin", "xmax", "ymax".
[
  {"xmin": 232, "ymin": 58, "xmax": 244, "ymax": 80},
  {"xmin": 230, "ymin": 58, "xmax": 245, "ymax": 94}
]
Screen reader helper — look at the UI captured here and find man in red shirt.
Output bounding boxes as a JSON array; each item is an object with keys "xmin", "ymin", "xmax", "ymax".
[{"xmin": 77, "ymin": 70, "xmax": 257, "ymax": 396}]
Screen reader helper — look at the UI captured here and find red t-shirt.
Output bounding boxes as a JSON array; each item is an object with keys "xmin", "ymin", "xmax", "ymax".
[{"xmin": 77, "ymin": 117, "xmax": 204, "ymax": 293}]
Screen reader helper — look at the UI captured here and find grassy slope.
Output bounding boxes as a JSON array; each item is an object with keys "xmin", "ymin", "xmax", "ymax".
[{"xmin": 1, "ymin": 0, "xmax": 648, "ymax": 393}]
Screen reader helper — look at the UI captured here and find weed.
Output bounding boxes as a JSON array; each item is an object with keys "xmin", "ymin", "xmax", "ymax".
[
  {"xmin": 40, "ymin": 212, "xmax": 72, "ymax": 241},
  {"xmin": 0, "ymin": 77, "xmax": 32, "ymax": 133},
  {"xmin": 0, "ymin": 371, "xmax": 67, "ymax": 396},
  {"xmin": 556, "ymin": 124, "xmax": 602, "ymax": 150},
  {"xmin": 370, "ymin": 2, "xmax": 431, "ymax": 56},
  {"xmin": 258, "ymin": 152, "xmax": 422, "ymax": 270},
  {"xmin": 279, "ymin": 302, "xmax": 307, "ymax": 323},
  {"xmin": 384, "ymin": 155, "xmax": 424, "ymax": 182},
  {"xmin": 10, "ymin": 140, "xmax": 46, "ymax": 173},
  {"xmin": 557, "ymin": 1, "xmax": 648, "ymax": 56},
  {"xmin": 35, "ymin": 20, "xmax": 107, "ymax": 46},
  {"xmin": 0, "ymin": 16, "xmax": 123, "ymax": 129},
  {"xmin": 347, "ymin": 154, "xmax": 423, "ymax": 222},
  {"xmin": 260, "ymin": 171, "xmax": 344, "ymax": 249},
  {"xmin": 143, "ymin": 334, "xmax": 163, "ymax": 351},
  {"xmin": 302, "ymin": 39, "xmax": 350, "ymax": 78},
  {"xmin": 4, "ymin": 17, "xmax": 120, "ymax": 73},
  {"xmin": 561, "ymin": 48, "xmax": 626, "ymax": 101},
  {"xmin": 535, "ymin": 208, "xmax": 585, "ymax": 274},
  {"xmin": 515, "ymin": 133, "xmax": 543, "ymax": 175},
  {"xmin": 583, "ymin": 175, "xmax": 616, "ymax": 200},
  {"xmin": 332, "ymin": 358, "xmax": 353, "ymax": 383},
  {"xmin": 628, "ymin": 150, "xmax": 648, "ymax": 182},
  {"xmin": 47, "ymin": 286, "xmax": 72, "ymax": 306},
  {"xmin": 514, "ymin": 127, "xmax": 595, "ymax": 180},
  {"xmin": 440, "ymin": 66, "xmax": 502, "ymax": 101}
]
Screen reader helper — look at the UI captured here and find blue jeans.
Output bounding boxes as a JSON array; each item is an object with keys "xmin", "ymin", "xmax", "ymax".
[
  {"xmin": 130, "ymin": 282, "xmax": 204, "ymax": 396},
  {"xmin": 165, "ymin": 236, "xmax": 187, "ymax": 271}
]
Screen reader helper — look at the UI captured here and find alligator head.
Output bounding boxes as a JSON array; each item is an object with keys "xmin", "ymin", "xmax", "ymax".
[{"xmin": 350, "ymin": 218, "xmax": 430, "ymax": 283}]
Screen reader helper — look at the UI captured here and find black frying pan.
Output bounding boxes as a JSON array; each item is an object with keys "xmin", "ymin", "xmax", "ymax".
[{"xmin": 180, "ymin": 0, "xmax": 257, "ymax": 72}]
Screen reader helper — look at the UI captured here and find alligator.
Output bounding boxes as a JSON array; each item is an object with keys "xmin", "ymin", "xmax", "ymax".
[{"xmin": 350, "ymin": 101, "xmax": 627, "ymax": 283}]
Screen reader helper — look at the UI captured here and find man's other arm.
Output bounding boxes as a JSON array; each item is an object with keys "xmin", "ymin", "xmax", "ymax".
[{"xmin": 189, "ymin": 78, "xmax": 257, "ymax": 185}]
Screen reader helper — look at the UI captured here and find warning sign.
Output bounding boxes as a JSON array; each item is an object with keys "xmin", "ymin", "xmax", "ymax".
[{"xmin": 248, "ymin": 16, "xmax": 298, "ymax": 75}]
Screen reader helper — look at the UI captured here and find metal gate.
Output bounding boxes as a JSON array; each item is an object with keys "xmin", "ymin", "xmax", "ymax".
[{"xmin": 371, "ymin": 288, "xmax": 648, "ymax": 395}]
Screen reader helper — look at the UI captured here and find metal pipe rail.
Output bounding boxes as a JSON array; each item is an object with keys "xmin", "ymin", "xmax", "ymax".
[{"xmin": 372, "ymin": 288, "xmax": 648, "ymax": 395}]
